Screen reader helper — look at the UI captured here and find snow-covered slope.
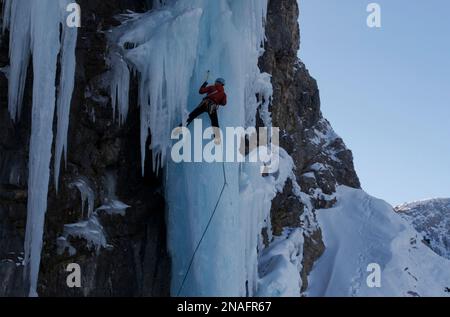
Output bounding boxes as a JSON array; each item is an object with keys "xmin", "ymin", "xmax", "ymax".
[
  {"xmin": 307, "ymin": 187, "xmax": 450, "ymax": 297},
  {"xmin": 395, "ymin": 199, "xmax": 450, "ymax": 260}
]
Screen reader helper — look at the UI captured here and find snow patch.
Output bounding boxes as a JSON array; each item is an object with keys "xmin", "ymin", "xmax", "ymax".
[
  {"xmin": 309, "ymin": 163, "xmax": 327, "ymax": 172},
  {"xmin": 57, "ymin": 215, "xmax": 110, "ymax": 256},
  {"xmin": 257, "ymin": 229, "xmax": 304, "ymax": 297},
  {"xmin": 96, "ymin": 199, "xmax": 130, "ymax": 216}
]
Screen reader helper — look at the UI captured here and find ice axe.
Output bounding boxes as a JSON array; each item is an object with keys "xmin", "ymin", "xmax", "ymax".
[{"xmin": 204, "ymin": 70, "xmax": 210, "ymax": 83}]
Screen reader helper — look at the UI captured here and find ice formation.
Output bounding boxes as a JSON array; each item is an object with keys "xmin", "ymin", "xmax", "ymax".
[
  {"xmin": 58, "ymin": 174, "xmax": 124, "ymax": 256},
  {"xmin": 69, "ymin": 177, "xmax": 95, "ymax": 219},
  {"xmin": 96, "ymin": 199, "xmax": 130, "ymax": 216},
  {"xmin": 2, "ymin": 0, "xmax": 77, "ymax": 296},
  {"xmin": 57, "ymin": 215, "xmax": 109, "ymax": 256},
  {"xmin": 107, "ymin": 0, "xmax": 289, "ymax": 296}
]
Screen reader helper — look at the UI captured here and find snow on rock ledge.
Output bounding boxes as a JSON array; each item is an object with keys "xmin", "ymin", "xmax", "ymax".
[{"xmin": 257, "ymin": 228, "xmax": 304, "ymax": 297}]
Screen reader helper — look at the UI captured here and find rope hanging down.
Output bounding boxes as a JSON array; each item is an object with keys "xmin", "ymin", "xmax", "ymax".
[{"xmin": 176, "ymin": 161, "xmax": 228, "ymax": 296}]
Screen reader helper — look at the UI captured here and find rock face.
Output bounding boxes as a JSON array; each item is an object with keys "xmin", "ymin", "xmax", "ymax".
[
  {"xmin": 0, "ymin": 0, "xmax": 170, "ymax": 297},
  {"xmin": 0, "ymin": 0, "xmax": 360, "ymax": 296},
  {"xmin": 396, "ymin": 199, "xmax": 450, "ymax": 260},
  {"xmin": 259, "ymin": 0, "xmax": 360, "ymax": 291}
]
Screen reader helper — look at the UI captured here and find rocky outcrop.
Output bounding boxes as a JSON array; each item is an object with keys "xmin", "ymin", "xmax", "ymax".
[
  {"xmin": 0, "ymin": 0, "xmax": 170, "ymax": 296},
  {"xmin": 396, "ymin": 199, "xmax": 450, "ymax": 260},
  {"xmin": 259, "ymin": 0, "xmax": 360, "ymax": 291}
]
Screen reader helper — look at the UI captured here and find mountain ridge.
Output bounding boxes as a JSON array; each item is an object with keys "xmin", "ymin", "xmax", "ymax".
[{"xmin": 395, "ymin": 198, "xmax": 450, "ymax": 260}]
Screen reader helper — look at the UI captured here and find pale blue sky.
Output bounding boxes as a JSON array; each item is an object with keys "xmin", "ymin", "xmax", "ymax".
[{"xmin": 298, "ymin": 0, "xmax": 450, "ymax": 206}]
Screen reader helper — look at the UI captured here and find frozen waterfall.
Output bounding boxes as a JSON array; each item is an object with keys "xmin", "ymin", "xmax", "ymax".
[
  {"xmin": 108, "ymin": 0, "xmax": 296, "ymax": 296},
  {"xmin": 2, "ymin": 0, "xmax": 77, "ymax": 296}
]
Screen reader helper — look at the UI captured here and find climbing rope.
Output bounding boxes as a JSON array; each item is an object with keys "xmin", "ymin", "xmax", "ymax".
[{"xmin": 176, "ymin": 161, "xmax": 228, "ymax": 296}]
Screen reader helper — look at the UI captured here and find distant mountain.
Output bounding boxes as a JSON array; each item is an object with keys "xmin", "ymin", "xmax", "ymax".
[{"xmin": 395, "ymin": 199, "xmax": 450, "ymax": 260}]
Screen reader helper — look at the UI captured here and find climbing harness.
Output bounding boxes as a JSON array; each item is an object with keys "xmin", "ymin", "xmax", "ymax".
[{"xmin": 208, "ymin": 102, "xmax": 219, "ymax": 115}]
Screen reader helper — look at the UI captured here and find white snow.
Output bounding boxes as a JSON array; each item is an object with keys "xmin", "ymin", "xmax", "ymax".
[
  {"xmin": 239, "ymin": 147, "xmax": 295, "ymax": 296},
  {"xmin": 96, "ymin": 199, "xmax": 130, "ymax": 216},
  {"xmin": 3, "ymin": 0, "xmax": 77, "ymax": 296},
  {"xmin": 302, "ymin": 172, "xmax": 315, "ymax": 179},
  {"xmin": 257, "ymin": 229, "xmax": 304, "ymax": 297},
  {"xmin": 96, "ymin": 171, "xmax": 130, "ymax": 216},
  {"xmin": 309, "ymin": 163, "xmax": 327, "ymax": 172},
  {"xmin": 307, "ymin": 186, "xmax": 450, "ymax": 297},
  {"xmin": 57, "ymin": 215, "xmax": 109, "ymax": 256},
  {"xmin": 247, "ymin": 72, "xmax": 273, "ymax": 128}
]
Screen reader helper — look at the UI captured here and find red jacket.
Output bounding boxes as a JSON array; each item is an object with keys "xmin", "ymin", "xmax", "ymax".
[{"xmin": 199, "ymin": 83, "xmax": 227, "ymax": 106}]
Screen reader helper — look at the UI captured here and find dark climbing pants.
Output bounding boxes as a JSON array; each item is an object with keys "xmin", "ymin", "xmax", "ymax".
[{"xmin": 186, "ymin": 99, "xmax": 219, "ymax": 128}]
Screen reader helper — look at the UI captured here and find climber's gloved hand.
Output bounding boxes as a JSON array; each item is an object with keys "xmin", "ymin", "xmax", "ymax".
[{"xmin": 202, "ymin": 81, "xmax": 208, "ymax": 88}]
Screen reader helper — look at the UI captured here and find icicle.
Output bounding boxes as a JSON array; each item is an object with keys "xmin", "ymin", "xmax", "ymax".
[
  {"xmin": 4, "ymin": 0, "xmax": 31, "ymax": 121},
  {"xmin": 58, "ymin": 215, "xmax": 109, "ymax": 256},
  {"xmin": 69, "ymin": 177, "xmax": 95, "ymax": 219},
  {"xmin": 108, "ymin": 51, "xmax": 130, "ymax": 125},
  {"xmin": 54, "ymin": 2, "xmax": 78, "ymax": 191},
  {"xmin": 96, "ymin": 171, "xmax": 130, "ymax": 216},
  {"xmin": 108, "ymin": 5, "xmax": 203, "ymax": 173},
  {"xmin": 1, "ymin": 0, "xmax": 11, "ymax": 33},
  {"xmin": 24, "ymin": 0, "xmax": 61, "ymax": 297},
  {"xmin": 3, "ymin": 0, "xmax": 78, "ymax": 296}
]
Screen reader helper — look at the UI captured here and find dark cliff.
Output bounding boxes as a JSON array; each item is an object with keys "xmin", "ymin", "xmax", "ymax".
[
  {"xmin": 259, "ymin": 0, "xmax": 360, "ymax": 290},
  {"xmin": 0, "ymin": 0, "xmax": 169, "ymax": 297}
]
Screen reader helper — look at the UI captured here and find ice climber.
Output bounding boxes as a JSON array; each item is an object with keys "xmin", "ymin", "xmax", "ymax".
[{"xmin": 177, "ymin": 77, "xmax": 227, "ymax": 145}]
